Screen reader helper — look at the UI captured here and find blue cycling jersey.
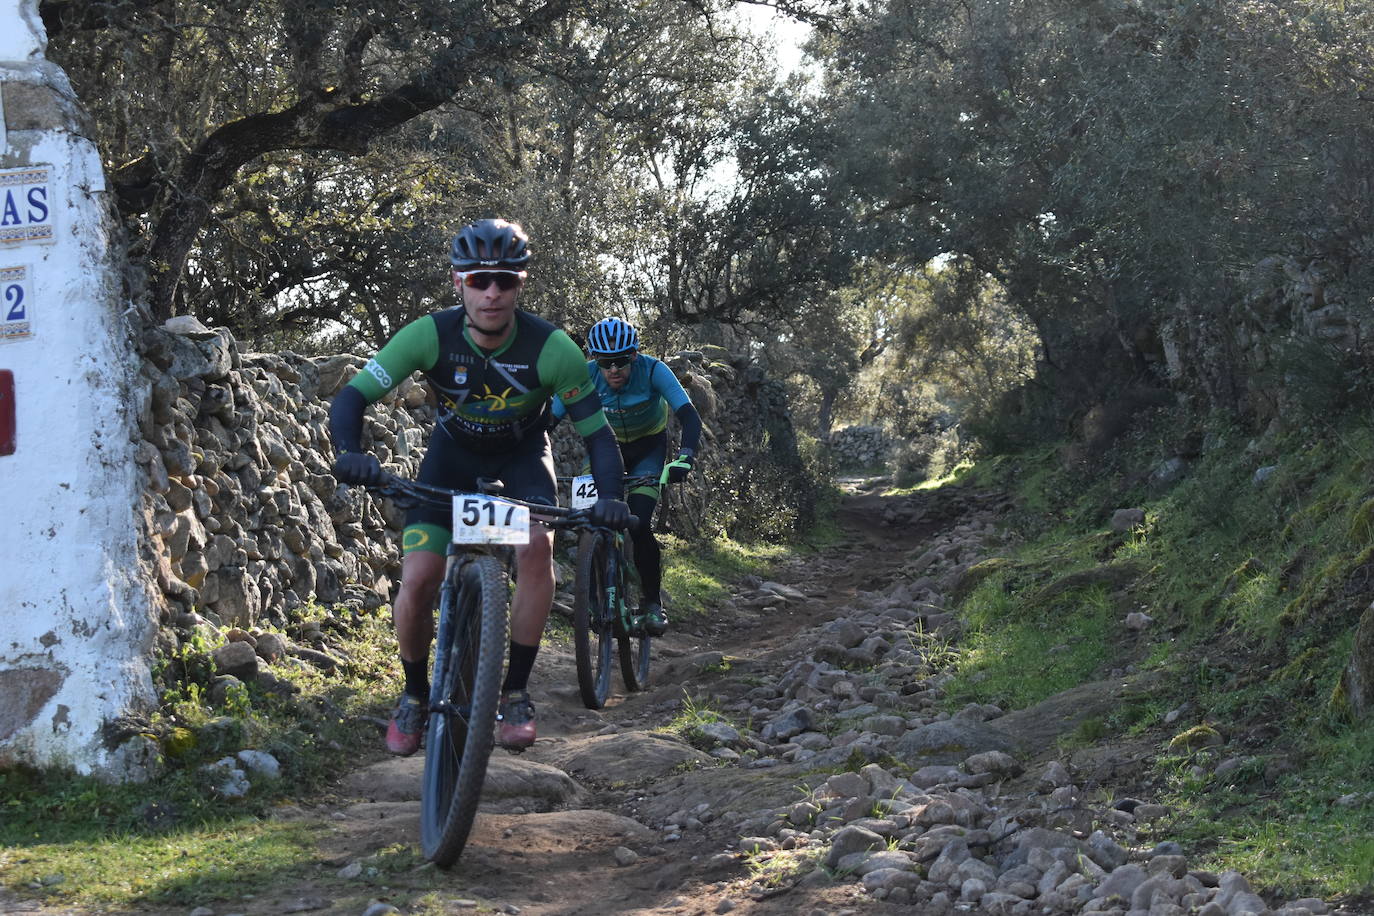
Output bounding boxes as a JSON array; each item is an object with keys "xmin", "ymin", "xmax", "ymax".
[{"xmin": 550, "ymin": 355, "xmax": 692, "ymax": 444}]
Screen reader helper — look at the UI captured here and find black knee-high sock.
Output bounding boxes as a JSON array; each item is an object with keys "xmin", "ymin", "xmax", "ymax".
[
  {"xmin": 628, "ymin": 492, "xmax": 662, "ymax": 604},
  {"xmin": 503, "ymin": 640, "xmax": 539, "ymax": 693},
  {"xmin": 401, "ymin": 656, "xmax": 430, "ymax": 699}
]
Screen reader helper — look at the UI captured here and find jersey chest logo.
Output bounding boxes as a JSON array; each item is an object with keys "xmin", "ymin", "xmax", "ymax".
[{"xmin": 471, "ymin": 385, "xmax": 516, "ymax": 413}]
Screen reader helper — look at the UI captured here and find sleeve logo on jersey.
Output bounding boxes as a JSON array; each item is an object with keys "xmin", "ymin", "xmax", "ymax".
[
  {"xmin": 363, "ymin": 359, "xmax": 393, "ymax": 389},
  {"xmin": 565, "ymin": 385, "xmax": 582, "ymax": 399}
]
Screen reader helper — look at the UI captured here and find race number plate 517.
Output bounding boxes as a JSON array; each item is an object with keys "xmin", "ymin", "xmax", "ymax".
[{"xmin": 452, "ymin": 495, "xmax": 530, "ymax": 544}]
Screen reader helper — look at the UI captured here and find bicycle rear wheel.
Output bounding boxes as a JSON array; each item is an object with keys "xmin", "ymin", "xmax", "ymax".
[
  {"xmin": 573, "ymin": 530, "xmax": 616, "ymax": 709},
  {"xmin": 421, "ymin": 554, "xmax": 508, "ymax": 867},
  {"xmin": 617, "ymin": 536, "xmax": 652, "ymax": 692}
]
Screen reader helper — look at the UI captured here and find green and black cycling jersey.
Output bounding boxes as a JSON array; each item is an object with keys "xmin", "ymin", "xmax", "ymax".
[{"xmin": 330, "ymin": 307, "xmax": 624, "ymax": 499}]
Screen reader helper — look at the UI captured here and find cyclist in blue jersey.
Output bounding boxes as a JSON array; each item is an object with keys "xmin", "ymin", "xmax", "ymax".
[{"xmin": 551, "ymin": 317, "xmax": 702, "ymax": 636}]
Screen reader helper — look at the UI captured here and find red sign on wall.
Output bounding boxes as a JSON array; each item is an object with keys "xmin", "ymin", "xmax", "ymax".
[{"xmin": 0, "ymin": 370, "xmax": 14, "ymax": 455}]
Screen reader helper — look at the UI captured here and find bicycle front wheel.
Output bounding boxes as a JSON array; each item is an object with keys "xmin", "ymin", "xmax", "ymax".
[
  {"xmin": 573, "ymin": 530, "xmax": 615, "ymax": 709},
  {"xmin": 421, "ymin": 554, "xmax": 508, "ymax": 867},
  {"xmin": 617, "ymin": 536, "xmax": 652, "ymax": 691}
]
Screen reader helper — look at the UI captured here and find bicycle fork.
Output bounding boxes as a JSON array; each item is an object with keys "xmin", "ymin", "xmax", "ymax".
[
  {"xmin": 609, "ymin": 535, "xmax": 640, "ymax": 636},
  {"xmin": 429, "ymin": 554, "xmax": 476, "ymax": 725}
]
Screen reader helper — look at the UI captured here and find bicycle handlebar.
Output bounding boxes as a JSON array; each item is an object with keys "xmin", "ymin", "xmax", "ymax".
[
  {"xmin": 367, "ymin": 473, "xmax": 637, "ymax": 530},
  {"xmin": 555, "ymin": 470, "xmax": 678, "ymax": 488}
]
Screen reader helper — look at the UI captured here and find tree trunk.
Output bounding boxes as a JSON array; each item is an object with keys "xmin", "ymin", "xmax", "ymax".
[{"xmin": 816, "ymin": 386, "xmax": 837, "ymax": 438}]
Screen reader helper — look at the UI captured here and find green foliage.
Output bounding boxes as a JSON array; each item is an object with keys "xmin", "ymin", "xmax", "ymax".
[
  {"xmin": 743, "ymin": 846, "xmax": 823, "ymax": 889},
  {"xmin": 1348, "ymin": 499, "xmax": 1374, "ymax": 549},
  {"xmin": 840, "ymin": 260, "xmax": 1039, "ymax": 436},
  {"xmin": 46, "ymin": 0, "xmax": 812, "ymax": 342},
  {"xmin": 812, "ymin": 0, "xmax": 1374, "ymax": 439},
  {"xmin": 1268, "ymin": 337, "xmax": 1374, "ymax": 428},
  {"xmin": 1154, "ymin": 742, "xmax": 1374, "ymax": 899}
]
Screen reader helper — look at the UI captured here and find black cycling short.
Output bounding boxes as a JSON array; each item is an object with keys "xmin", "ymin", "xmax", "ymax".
[{"xmin": 402, "ymin": 426, "xmax": 556, "ymax": 556}]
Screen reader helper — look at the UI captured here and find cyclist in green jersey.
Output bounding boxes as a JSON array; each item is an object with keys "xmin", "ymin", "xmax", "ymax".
[{"xmin": 330, "ymin": 219, "xmax": 630, "ymax": 754}]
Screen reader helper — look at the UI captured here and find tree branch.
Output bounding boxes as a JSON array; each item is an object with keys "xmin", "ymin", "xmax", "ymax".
[{"xmin": 144, "ymin": 0, "xmax": 575, "ymax": 319}]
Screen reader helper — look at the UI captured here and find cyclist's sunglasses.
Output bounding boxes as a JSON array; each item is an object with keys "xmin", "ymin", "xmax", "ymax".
[
  {"xmin": 596, "ymin": 354, "xmax": 635, "ymax": 370},
  {"xmin": 458, "ymin": 271, "xmax": 523, "ymax": 291}
]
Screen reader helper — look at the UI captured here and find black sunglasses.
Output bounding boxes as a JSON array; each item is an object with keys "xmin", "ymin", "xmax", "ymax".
[
  {"xmin": 596, "ymin": 355, "xmax": 634, "ymax": 369},
  {"xmin": 460, "ymin": 272, "xmax": 522, "ymax": 291}
]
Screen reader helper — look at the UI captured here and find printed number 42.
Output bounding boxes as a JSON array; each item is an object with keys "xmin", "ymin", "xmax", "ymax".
[
  {"xmin": 461, "ymin": 498, "xmax": 515, "ymax": 527},
  {"xmin": 4, "ymin": 284, "xmax": 22, "ymax": 321}
]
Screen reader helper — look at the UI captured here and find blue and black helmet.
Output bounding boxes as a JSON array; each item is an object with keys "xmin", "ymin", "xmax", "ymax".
[
  {"xmin": 586, "ymin": 317, "xmax": 639, "ymax": 354},
  {"xmin": 450, "ymin": 218, "xmax": 531, "ymax": 271}
]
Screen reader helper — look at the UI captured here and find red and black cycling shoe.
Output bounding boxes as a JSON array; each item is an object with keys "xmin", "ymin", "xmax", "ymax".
[
  {"xmin": 497, "ymin": 690, "xmax": 537, "ymax": 750},
  {"xmin": 385, "ymin": 693, "xmax": 428, "ymax": 756}
]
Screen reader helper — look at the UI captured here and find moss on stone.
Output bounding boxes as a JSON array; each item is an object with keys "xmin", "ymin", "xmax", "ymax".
[
  {"xmin": 162, "ymin": 726, "xmax": 197, "ymax": 757},
  {"xmin": 1338, "ymin": 602, "xmax": 1374, "ymax": 720},
  {"xmin": 950, "ymin": 557, "xmax": 1015, "ymax": 604},
  {"xmin": 1032, "ymin": 561, "xmax": 1145, "ymax": 604},
  {"xmin": 1348, "ymin": 498, "xmax": 1374, "ymax": 548},
  {"xmin": 1272, "ymin": 647, "xmax": 1322, "ymax": 683}
]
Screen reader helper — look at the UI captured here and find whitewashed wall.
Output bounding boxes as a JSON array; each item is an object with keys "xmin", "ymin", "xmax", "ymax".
[{"xmin": 0, "ymin": 0, "xmax": 160, "ymax": 778}]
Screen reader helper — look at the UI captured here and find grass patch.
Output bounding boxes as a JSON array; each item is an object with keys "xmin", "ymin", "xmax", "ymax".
[
  {"xmin": 660, "ymin": 534, "xmax": 788, "ymax": 617},
  {"xmin": 655, "ymin": 691, "xmax": 743, "ymax": 750},
  {"xmin": 0, "ymin": 819, "xmax": 320, "ymax": 907},
  {"xmin": 0, "ymin": 606, "xmax": 400, "ymax": 909},
  {"xmin": 800, "ymin": 483, "xmax": 847, "ymax": 549},
  {"xmin": 1147, "ymin": 715, "xmax": 1374, "ymax": 899},
  {"xmin": 943, "ymin": 574, "xmax": 1116, "ymax": 710},
  {"xmin": 743, "ymin": 846, "xmax": 823, "ymax": 889},
  {"xmin": 1152, "ymin": 745, "xmax": 1374, "ymax": 898}
]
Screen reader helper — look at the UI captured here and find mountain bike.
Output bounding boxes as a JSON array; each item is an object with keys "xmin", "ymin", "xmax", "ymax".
[
  {"xmin": 365, "ymin": 474, "xmax": 597, "ymax": 867},
  {"xmin": 563, "ymin": 471, "xmax": 671, "ymax": 709}
]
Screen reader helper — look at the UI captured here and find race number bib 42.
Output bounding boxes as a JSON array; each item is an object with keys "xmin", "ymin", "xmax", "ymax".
[
  {"xmin": 570, "ymin": 474, "xmax": 598, "ymax": 510},
  {"xmin": 452, "ymin": 496, "xmax": 530, "ymax": 544}
]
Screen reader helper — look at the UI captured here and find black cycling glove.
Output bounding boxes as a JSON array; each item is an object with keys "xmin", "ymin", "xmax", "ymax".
[
  {"xmin": 590, "ymin": 498, "xmax": 632, "ymax": 529},
  {"xmin": 333, "ymin": 452, "xmax": 384, "ymax": 487},
  {"xmin": 665, "ymin": 453, "xmax": 694, "ymax": 484}
]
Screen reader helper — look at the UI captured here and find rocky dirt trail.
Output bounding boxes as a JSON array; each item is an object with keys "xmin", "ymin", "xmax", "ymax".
[
  {"xmin": 283, "ymin": 480, "xmax": 948, "ymax": 916},
  {"xmin": 7, "ymin": 483, "xmax": 1345, "ymax": 916}
]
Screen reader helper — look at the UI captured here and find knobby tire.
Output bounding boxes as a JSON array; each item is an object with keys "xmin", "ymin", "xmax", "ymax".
[
  {"xmin": 573, "ymin": 530, "xmax": 614, "ymax": 709},
  {"xmin": 421, "ymin": 554, "xmax": 508, "ymax": 867},
  {"xmin": 617, "ymin": 536, "xmax": 651, "ymax": 691}
]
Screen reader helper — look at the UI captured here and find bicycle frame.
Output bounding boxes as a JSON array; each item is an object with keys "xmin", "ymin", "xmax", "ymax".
[
  {"xmin": 558, "ymin": 473, "xmax": 661, "ymax": 635},
  {"xmin": 603, "ymin": 529, "xmax": 634, "ymax": 635},
  {"xmin": 365, "ymin": 473, "xmax": 585, "ymax": 865},
  {"xmin": 564, "ymin": 472, "xmax": 659, "ymax": 708}
]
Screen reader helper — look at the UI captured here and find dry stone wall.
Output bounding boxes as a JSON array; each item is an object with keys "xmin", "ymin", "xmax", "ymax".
[
  {"xmin": 1158, "ymin": 252, "xmax": 1374, "ymax": 423},
  {"xmin": 825, "ymin": 425, "xmax": 895, "ymax": 470},
  {"xmin": 135, "ymin": 320, "xmax": 807, "ymax": 641}
]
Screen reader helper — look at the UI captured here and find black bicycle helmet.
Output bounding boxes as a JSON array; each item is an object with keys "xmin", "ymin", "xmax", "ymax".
[{"xmin": 450, "ymin": 218, "xmax": 531, "ymax": 270}]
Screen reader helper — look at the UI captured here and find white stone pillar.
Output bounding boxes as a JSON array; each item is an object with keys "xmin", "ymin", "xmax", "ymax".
[{"xmin": 0, "ymin": 0, "xmax": 160, "ymax": 778}]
